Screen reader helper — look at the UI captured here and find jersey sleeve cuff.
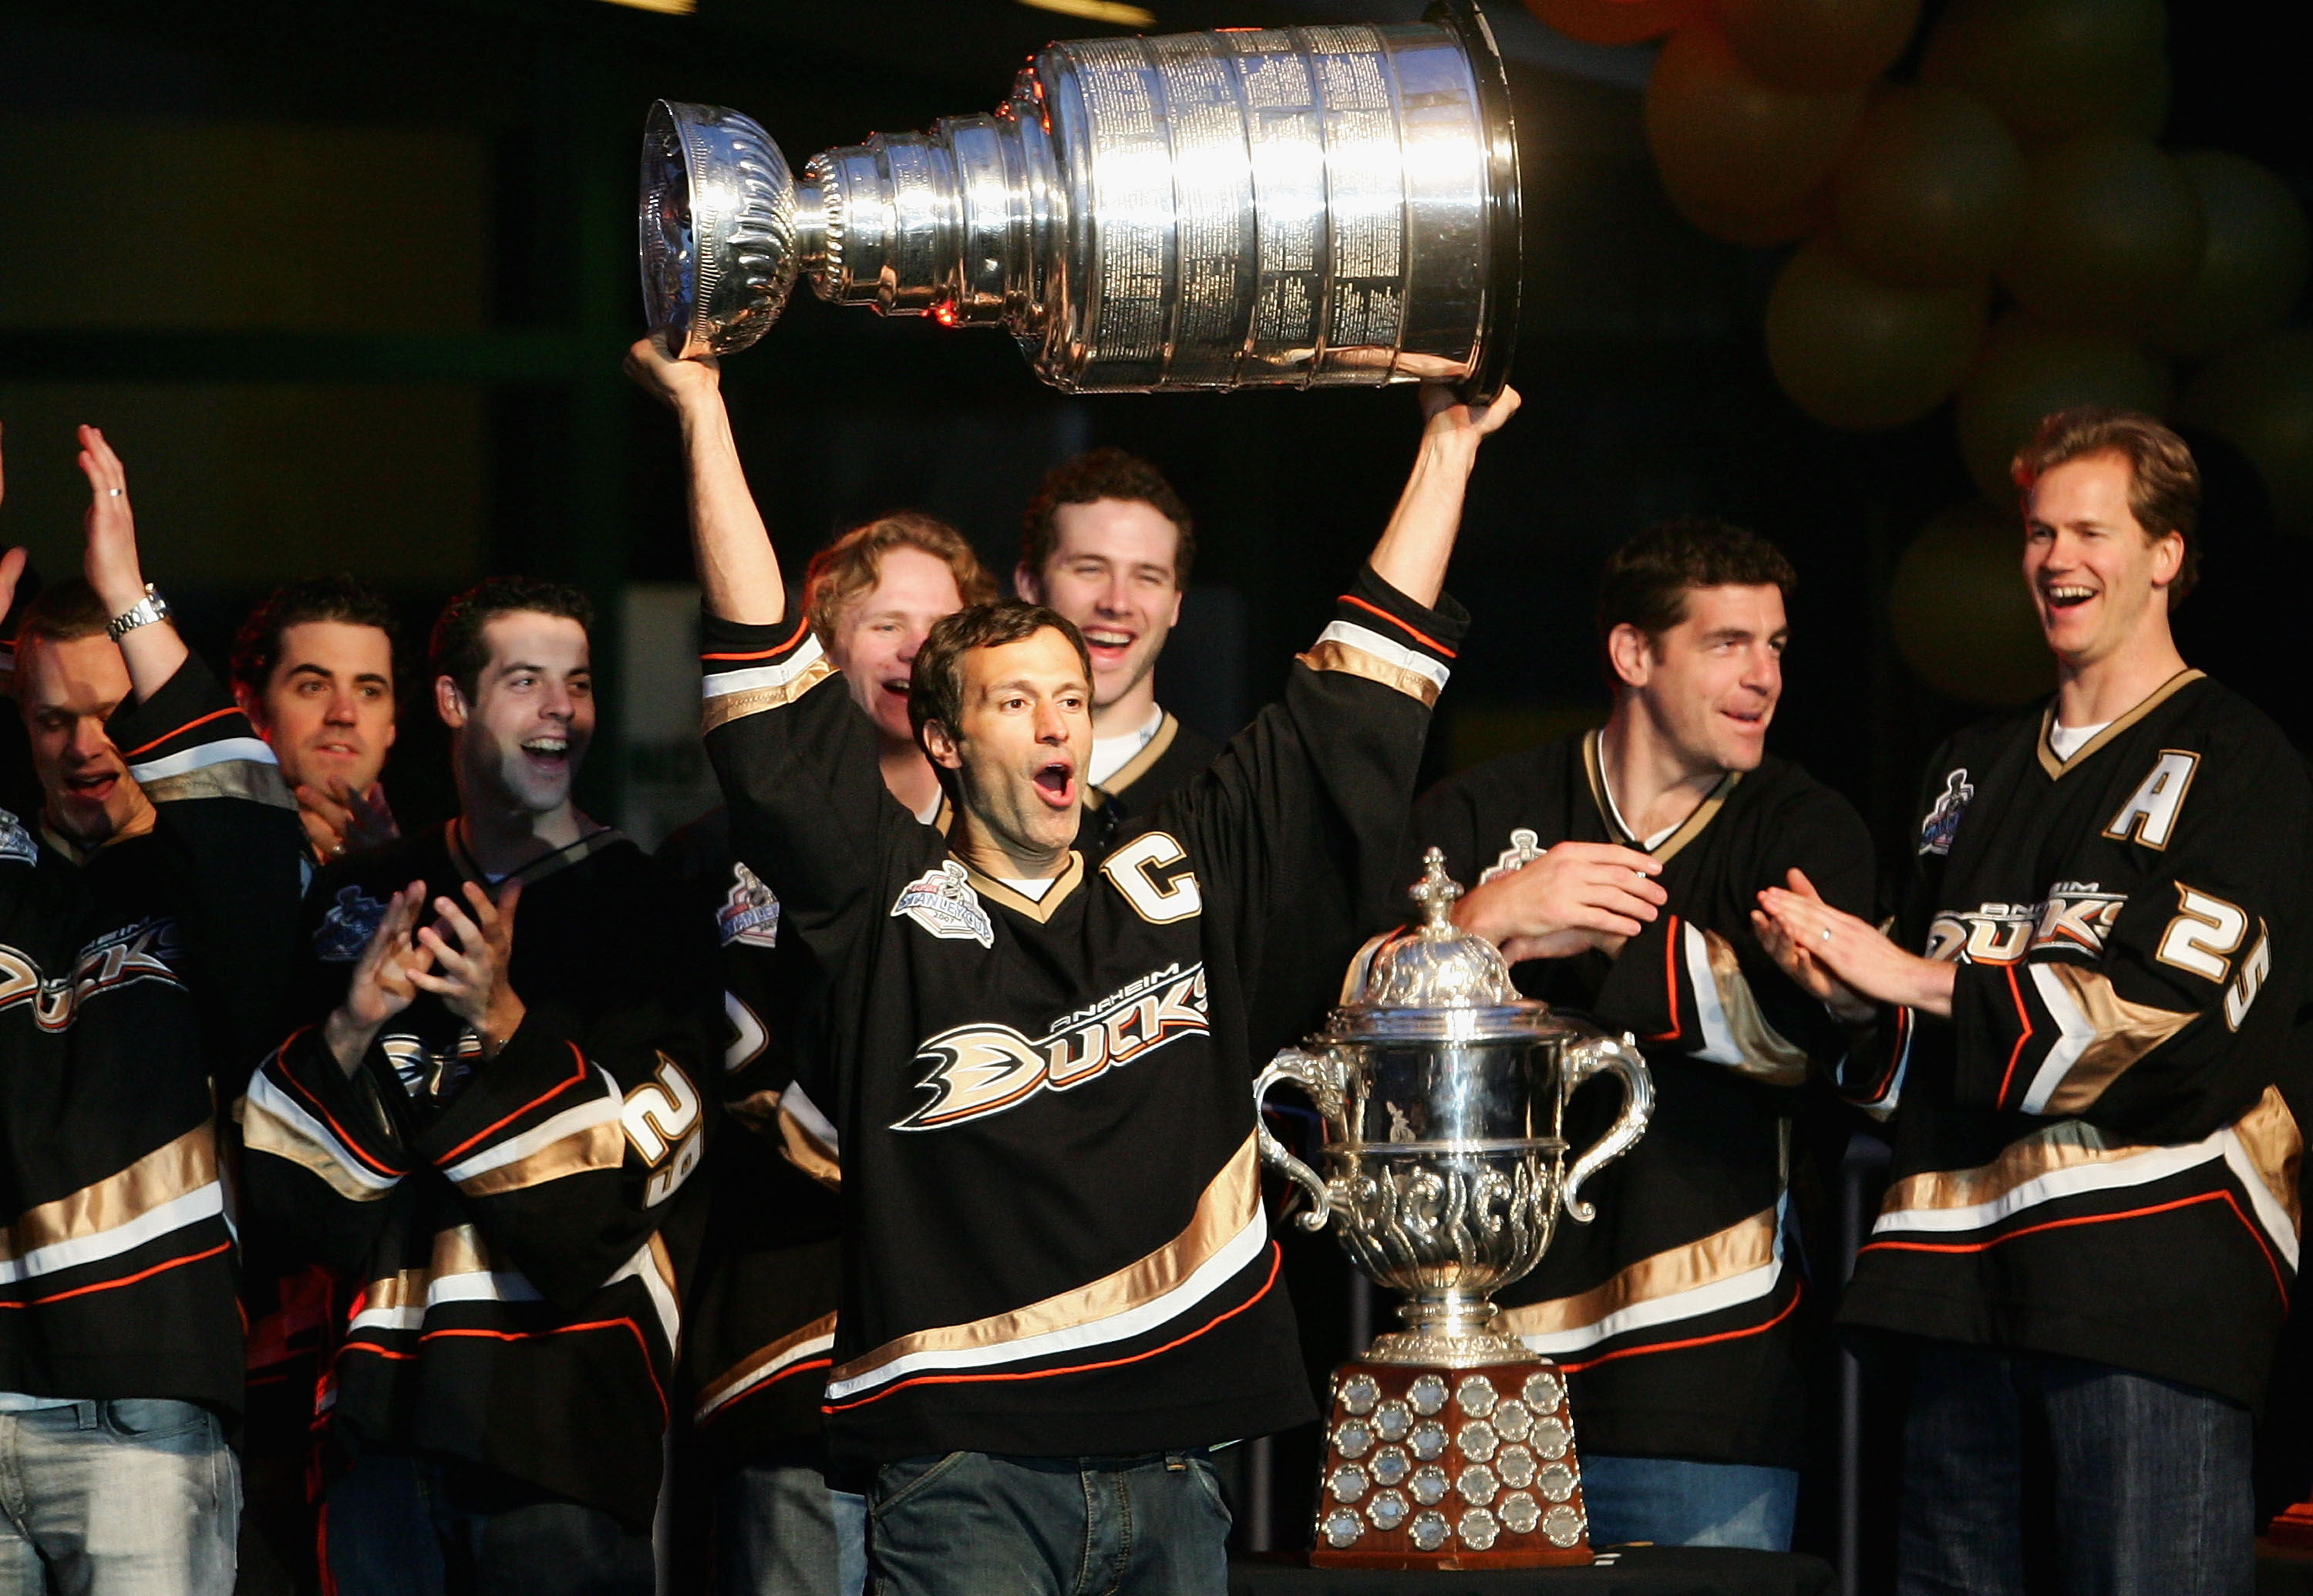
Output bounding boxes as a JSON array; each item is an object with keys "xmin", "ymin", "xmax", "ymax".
[
  {"xmin": 415, "ymin": 1014, "xmax": 628, "ymax": 1198},
  {"xmin": 106, "ymin": 653, "xmax": 294, "ymax": 809},
  {"xmin": 1299, "ymin": 567, "xmax": 1469, "ymax": 707},
  {"xmin": 699, "ymin": 610, "xmax": 834, "ymax": 732},
  {"xmin": 241, "ymin": 1027, "xmax": 412, "ymax": 1200}
]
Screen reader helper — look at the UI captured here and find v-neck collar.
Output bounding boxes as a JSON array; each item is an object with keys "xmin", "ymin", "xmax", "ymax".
[
  {"xmin": 962, "ymin": 850, "xmax": 1086, "ymax": 923},
  {"xmin": 1086, "ymin": 712, "xmax": 1180, "ymax": 808},
  {"xmin": 445, "ymin": 818, "xmax": 625, "ymax": 890},
  {"xmin": 1581, "ymin": 729, "xmax": 1738, "ymax": 865},
  {"xmin": 2035, "ymin": 668, "xmax": 2204, "ymax": 779}
]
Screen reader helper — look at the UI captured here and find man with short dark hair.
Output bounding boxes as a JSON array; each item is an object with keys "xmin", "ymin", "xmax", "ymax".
[
  {"xmin": 2, "ymin": 422, "xmax": 305, "ymax": 1592},
  {"xmin": 1407, "ymin": 515, "xmax": 1874, "ymax": 1550},
  {"xmin": 232, "ymin": 574, "xmax": 402, "ymax": 864},
  {"xmin": 628, "ymin": 333, "xmax": 1513, "ymax": 1594},
  {"xmin": 1015, "ymin": 447, "xmax": 1216, "ymax": 850},
  {"xmin": 1758, "ymin": 407, "xmax": 2309, "ymax": 1594},
  {"xmin": 241, "ymin": 575, "xmax": 719, "ymax": 1596}
]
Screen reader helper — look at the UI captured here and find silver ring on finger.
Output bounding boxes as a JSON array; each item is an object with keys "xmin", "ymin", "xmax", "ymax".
[
  {"xmin": 107, "ymin": 487, "xmax": 123, "ymax": 497},
  {"xmin": 1820, "ymin": 927, "xmax": 1833, "ymax": 943}
]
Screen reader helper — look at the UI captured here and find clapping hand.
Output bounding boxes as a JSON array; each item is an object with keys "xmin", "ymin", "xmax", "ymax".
[
  {"xmin": 1454, "ymin": 840, "xmax": 1666, "ymax": 963},
  {"xmin": 323, "ymin": 883, "xmax": 433, "ymax": 1076},
  {"xmin": 1752, "ymin": 867, "xmax": 1951, "ymax": 1021},
  {"xmin": 410, "ymin": 880, "xmax": 526, "ymax": 1056},
  {"xmin": 298, "ymin": 779, "xmax": 401, "ymax": 862}
]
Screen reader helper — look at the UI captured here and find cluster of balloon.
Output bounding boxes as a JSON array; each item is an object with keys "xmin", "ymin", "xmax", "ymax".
[{"xmin": 1527, "ymin": 0, "xmax": 2310, "ymax": 704}]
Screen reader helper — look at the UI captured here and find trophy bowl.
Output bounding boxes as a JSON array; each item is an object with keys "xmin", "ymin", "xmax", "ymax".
[
  {"xmin": 640, "ymin": 0, "xmax": 1520, "ymax": 398},
  {"xmin": 1254, "ymin": 850, "xmax": 1651, "ymax": 1566}
]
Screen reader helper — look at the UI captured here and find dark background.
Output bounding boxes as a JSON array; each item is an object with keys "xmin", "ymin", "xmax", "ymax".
[{"xmin": 2, "ymin": 0, "xmax": 2305, "ymax": 1574}]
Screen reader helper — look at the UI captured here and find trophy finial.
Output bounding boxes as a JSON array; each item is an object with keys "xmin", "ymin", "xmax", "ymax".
[{"xmin": 1408, "ymin": 847, "xmax": 1464, "ymax": 934}]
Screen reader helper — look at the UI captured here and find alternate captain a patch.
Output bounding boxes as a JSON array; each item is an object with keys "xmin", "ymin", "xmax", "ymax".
[{"xmin": 891, "ymin": 861, "xmax": 994, "ymax": 949}]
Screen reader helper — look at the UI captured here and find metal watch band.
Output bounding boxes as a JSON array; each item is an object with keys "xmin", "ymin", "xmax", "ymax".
[{"xmin": 106, "ymin": 584, "xmax": 171, "ymax": 641}]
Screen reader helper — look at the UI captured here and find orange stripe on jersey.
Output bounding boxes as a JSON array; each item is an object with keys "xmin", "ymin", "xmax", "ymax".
[
  {"xmin": 1862, "ymin": 1189, "xmax": 2288, "ymax": 1304},
  {"xmin": 432, "ymin": 1041, "xmax": 592, "ymax": 1165},
  {"xmin": 1645, "ymin": 917, "xmax": 1682, "ymax": 1043},
  {"xmin": 1336, "ymin": 594, "xmax": 1456, "ymax": 659},
  {"xmin": 1993, "ymin": 963, "xmax": 2035, "ymax": 1108},
  {"xmin": 1557, "ymin": 1278, "xmax": 1803, "ymax": 1375},
  {"xmin": 120, "ymin": 705, "xmax": 241, "ymax": 758},
  {"xmin": 0, "ymin": 1240, "xmax": 232, "ymax": 1310}
]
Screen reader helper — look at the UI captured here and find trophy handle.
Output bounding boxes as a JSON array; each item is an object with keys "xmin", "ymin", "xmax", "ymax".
[
  {"xmin": 1253, "ymin": 1049, "xmax": 1345, "ymax": 1232},
  {"xmin": 1559, "ymin": 1032, "xmax": 1655, "ymax": 1224}
]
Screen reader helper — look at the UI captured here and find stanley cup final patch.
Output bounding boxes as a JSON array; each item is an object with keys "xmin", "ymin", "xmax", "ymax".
[
  {"xmin": 1918, "ymin": 769, "xmax": 1974, "ymax": 857},
  {"xmin": 891, "ymin": 860, "xmax": 994, "ymax": 949},
  {"xmin": 315, "ymin": 884, "xmax": 391, "ymax": 962},
  {"xmin": 0, "ymin": 806, "xmax": 35, "ymax": 867},
  {"xmin": 1480, "ymin": 827, "xmax": 1547, "ymax": 884},
  {"xmin": 718, "ymin": 863, "xmax": 781, "ymax": 948}
]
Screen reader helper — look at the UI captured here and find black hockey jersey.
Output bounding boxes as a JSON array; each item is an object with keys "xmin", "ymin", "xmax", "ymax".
[
  {"xmin": 240, "ymin": 822, "xmax": 721, "ymax": 1527},
  {"xmin": 657, "ymin": 808, "xmax": 843, "ymax": 1473},
  {"xmin": 2, "ymin": 656, "xmax": 303, "ymax": 1412},
  {"xmin": 702, "ymin": 566, "xmax": 1463, "ymax": 1468},
  {"xmin": 1075, "ymin": 712, "xmax": 1221, "ymax": 856},
  {"xmin": 1837, "ymin": 671, "xmax": 2311, "ymax": 1407},
  {"xmin": 1410, "ymin": 732, "xmax": 1874, "ymax": 1467}
]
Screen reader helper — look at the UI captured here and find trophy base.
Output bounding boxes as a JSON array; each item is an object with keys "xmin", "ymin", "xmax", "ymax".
[
  {"xmin": 1305, "ymin": 1358, "xmax": 1592, "ymax": 1569},
  {"xmin": 1362, "ymin": 1327, "xmax": 1538, "ymax": 1368}
]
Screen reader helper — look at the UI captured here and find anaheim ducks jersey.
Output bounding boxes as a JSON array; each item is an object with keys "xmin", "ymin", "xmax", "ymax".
[
  {"xmin": 702, "ymin": 566, "xmax": 1463, "ymax": 1468},
  {"xmin": 2, "ymin": 656, "xmax": 304, "ymax": 1413},
  {"xmin": 1073, "ymin": 712, "xmax": 1221, "ymax": 857},
  {"xmin": 240, "ymin": 823, "xmax": 722, "ymax": 1527},
  {"xmin": 655, "ymin": 808, "xmax": 843, "ymax": 1474},
  {"xmin": 1836, "ymin": 671, "xmax": 2311, "ymax": 1406},
  {"xmin": 1410, "ymin": 732, "xmax": 1874, "ymax": 1468}
]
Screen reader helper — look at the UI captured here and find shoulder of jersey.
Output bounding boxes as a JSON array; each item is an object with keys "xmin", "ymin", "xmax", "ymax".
[{"xmin": 1430, "ymin": 732, "xmax": 1581, "ymax": 801}]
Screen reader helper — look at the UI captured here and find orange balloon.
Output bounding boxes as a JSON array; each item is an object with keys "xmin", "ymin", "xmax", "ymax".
[
  {"xmin": 1645, "ymin": 24, "xmax": 1867, "ymax": 245},
  {"xmin": 1831, "ymin": 84, "xmax": 2027, "ymax": 289},
  {"xmin": 2183, "ymin": 329, "xmax": 2313, "ymax": 534},
  {"xmin": 1766, "ymin": 238, "xmax": 1989, "ymax": 429},
  {"xmin": 2148, "ymin": 153, "xmax": 2313, "ymax": 360},
  {"xmin": 1998, "ymin": 134, "xmax": 2204, "ymax": 336},
  {"xmin": 1718, "ymin": 0, "xmax": 1923, "ymax": 93},
  {"xmin": 1890, "ymin": 501, "xmax": 2053, "ymax": 707},
  {"xmin": 1954, "ymin": 311, "xmax": 2172, "ymax": 502},
  {"xmin": 1523, "ymin": 0, "xmax": 1691, "ymax": 47},
  {"xmin": 1921, "ymin": 0, "xmax": 2169, "ymax": 143}
]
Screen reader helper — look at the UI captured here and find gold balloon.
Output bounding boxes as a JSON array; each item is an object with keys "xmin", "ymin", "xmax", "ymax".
[
  {"xmin": 1719, "ymin": 0, "xmax": 1922, "ymax": 93},
  {"xmin": 1645, "ymin": 25, "xmax": 1867, "ymax": 245},
  {"xmin": 1954, "ymin": 311, "xmax": 2172, "ymax": 502},
  {"xmin": 1524, "ymin": 0, "xmax": 1691, "ymax": 47},
  {"xmin": 1831, "ymin": 85, "xmax": 2027, "ymax": 288},
  {"xmin": 2147, "ymin": 153, "xmax": 2312, "ymax": 359},
  {"xmin": 1920, "ymin": 0, "xmax": 2170, "ymax": 143},
  {"xmin": 2183, "ymin": 329, "xmax": 2313, "ymax": 534},
  {"xmin": 1998, "ymin": 134, "xmax": 2204, "ymax": 335},
  {"xmin": 1766, "ymin": 239, "xmax": 1989, "ymax": 429},
  {"xmin": 1891, "ymin": 501, "xmax": 2053, "ymax": 707}
]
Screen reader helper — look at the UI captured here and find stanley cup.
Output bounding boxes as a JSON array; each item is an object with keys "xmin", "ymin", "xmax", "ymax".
[{"xmin": 638, "ymin": 1, "xmax": 1520, "ymax": 397}]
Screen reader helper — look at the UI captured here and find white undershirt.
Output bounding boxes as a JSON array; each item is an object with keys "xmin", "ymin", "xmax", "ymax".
[
  {"xmin": 998, "ymin": 875, "xmax": 1058, "ymax": 902},
  {"xmin": 1088, "ymin": 705, "xmax": 1165, "ymax": 789},
  {"xmin": 1597, "ymin": 765, "xmax": 1682, "ymax": 852},
  {"xmin": 2049, "ymin": 719, "xmax": 2112, "ymax": 761},
  {"xmin": 914, "ymin": 792, "xmax": 944, "ymax": 826}
]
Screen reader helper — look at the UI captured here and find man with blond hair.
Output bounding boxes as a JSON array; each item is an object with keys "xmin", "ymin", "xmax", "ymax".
[{"xmin": 1758, "ymin": 408, "xmax": 2311, "ymax": 1595}]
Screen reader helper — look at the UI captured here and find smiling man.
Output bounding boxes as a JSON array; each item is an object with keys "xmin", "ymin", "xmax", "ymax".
[
  {"xmin": 1756, "ymin": 409, "xmax": 2310, "ymax": 1596},
  {"xmin": 232, "ymin": 574, "xmax": 402, "ymax": 864},
  {"xmin": 628, "ymin": 334, "xmax": 1512, "ymax": 1596},
  {"xmin": 1015, "ymin": 450, "xmax": 1217, "ymax": 850},
  {"xmin": 241, "ymin": 575, "xmax": 720, "ymax": 1596},
  {"xmin": 1406, "ymin": 517, "xmax": 1874, "ymax": 1551}
]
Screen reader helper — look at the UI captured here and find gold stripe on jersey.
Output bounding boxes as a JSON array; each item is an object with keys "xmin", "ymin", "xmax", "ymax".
[
  {"xmin": 2032, "ymin": 963, "xmax": 2198, "ymax": 1113},
  {"xmin": 964, "ymin": 853, "xmax": 1086, "ymax": 923},
  {"xmin": 1581, "ymin": 729, "xmax": 1739, "ymax": 864},
  {"xmin": 1498, "ymin": 1204, "xmax": 1778, "ymax": 1342},
  {"xmin": 830, "ymin": 1132, "xmax": 1258, "ymax": 1388},
  {"xmin": 1086, "ymin": 714, "xmax": 1182, "ymax": 807},
  {"xmin": 703, "ymin": 655, "xmax": 838, "ymax": 733},
  {"xmin": 449, "ymin": 1116, "xmax": 625, "ymax": 1198},
  {"xmin": 2234, "ymin": 1086, "xmax": 2303, "ymax": 1233},
  {"xmin": 1699, "ymin": 928, "xmax": 1810, "ymax": 1086},
  {"xmin": 140, "ymin": 761, "xmax": 298, "ymax": 810},
  {"xmin": 695, "ymin": 1311, "xmax": 838, "ymax": 1420},
  {"xmin": 1880, "ymin": 1119, "xmax": 2146, "ymax": 1216},
  {"xmin": 241, "ymin": 1079, "xmax": 396, "ymax": 1204},
  {"xmin": 2, "ymin": 1123, "xmax": 217, "ymax": 1264},
  {"xmin": 776, "ymin": 1098, "xmax": 843, "ymax": 1191},
  {"xmin": 1297, "ymin": 640, "xmax": 1442, "ymax": 707},
  {"xmin": 2036, "ymin": 668, "xmax": 2205, "ymax": 779}
]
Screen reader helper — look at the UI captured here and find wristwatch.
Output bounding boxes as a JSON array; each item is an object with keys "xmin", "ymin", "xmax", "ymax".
[{"xmin": 106, "ymin": 584, "xmax": 171, "ymax": 641}]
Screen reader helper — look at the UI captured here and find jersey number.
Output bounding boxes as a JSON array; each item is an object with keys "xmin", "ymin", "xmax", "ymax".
[
  {"xmin": 2156, "ymin": 885, "xmax": 2247, "ymax": 984},
  {"xmin": 1102, "ymin": 831, "xmax": 1204, "ymax": 924},
  {"xmin": 2225, "ymin": 922, "xmax": 2272, "ymax": 1031},
  {"xmin": 2104, "ymin": 751, "xmax": 2198, "ymax": 849},
  {"xmin": 624, "ymin": 1055, "xmax": 702, "ymax": 1166}
]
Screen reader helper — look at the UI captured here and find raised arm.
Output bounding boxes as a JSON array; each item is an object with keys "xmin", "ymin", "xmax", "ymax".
[
  {"xmin": 625, "ymin": 338, "xmax": 786, "ymax": 625},
  {"xmin": 1367, "ymin": 382, "xmax": 1521, "ymax": 608},
  {"xmin": 77, "ymin": 425, "xmax": 189, "ymax": 702}
]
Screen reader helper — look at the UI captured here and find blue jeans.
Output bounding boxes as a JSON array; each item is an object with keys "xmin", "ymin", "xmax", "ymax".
[
  {"xmin": 0, "ymin": 1399, "xmax": 240, "ymax": 1596},
  {"xmin": 1577, "ymin": 1455, "xmax": 1798, "ymax": 1550},
  {"xmin": 1898, "ymin": 1340, "xmax": 2254, "ymax": 1596},
  {"xmin": 715, "ymin": 1448, "xmax": 867, "ymax": 1596},
  {"xmin": 867, "ymin": 1450, "xmax": 1231, "ymax": 1596},
  {"xmin": 322, "ymin": 1446, "xmax": 652, "ymax": 1596}
]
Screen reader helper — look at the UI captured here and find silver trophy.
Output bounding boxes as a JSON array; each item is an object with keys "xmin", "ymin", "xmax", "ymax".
[
  {"xmin": 638, "ymin": 2, "xmax": 1520, "ymax": 397},
  {"xmin": 1256, "ymin": 851, "xmax": 1650, "ymax": 1564}
]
